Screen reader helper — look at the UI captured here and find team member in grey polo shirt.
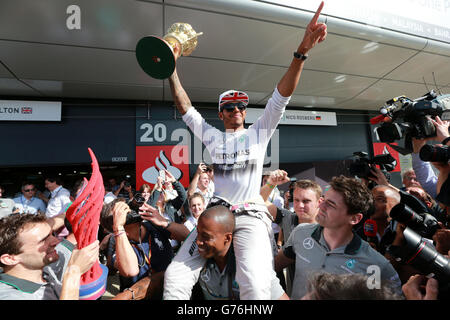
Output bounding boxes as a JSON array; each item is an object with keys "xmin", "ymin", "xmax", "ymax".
[
  {"xmin": 196, "ymin": 205, "xmax": 287, "ymax": 300},
  {"xmin": 0, "ymin": 213, "xmax": 99, "ymax": 300},
  {"xmin": 275, "ymin": 175, "xmax": 402, "ymax": 299},
  {"xmin": 261, "ymin": 170, "xmax": 322, "ymax": 296}
]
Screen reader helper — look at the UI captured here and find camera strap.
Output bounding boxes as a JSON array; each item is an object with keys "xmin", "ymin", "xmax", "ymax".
[{"xmin": 131, "ymin": 226, "xmax": 151, "ymax": 268}]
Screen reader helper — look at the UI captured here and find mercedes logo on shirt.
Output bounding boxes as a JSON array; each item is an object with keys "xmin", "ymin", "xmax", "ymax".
[{"xmin": 303, "ymin": 237, "xmax": 314, "ymax": 250}]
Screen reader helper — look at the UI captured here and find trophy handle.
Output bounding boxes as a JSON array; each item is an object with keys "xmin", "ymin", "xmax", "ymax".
[{"xmin": 136, "ymin": 36, "xmax": 176, "ymax": 80}]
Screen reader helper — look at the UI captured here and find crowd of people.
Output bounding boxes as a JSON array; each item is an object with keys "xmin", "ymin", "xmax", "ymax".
[{"xmin": 0, "ymin": 1, "xmax": 449, "ymax": 301}]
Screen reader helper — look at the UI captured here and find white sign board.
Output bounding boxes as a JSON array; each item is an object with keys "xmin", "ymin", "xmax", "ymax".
[
  {"xmin": 246, "ymin": 108, "xmax": 337, "ymax": 126},
  {"xmin": 0, "ymin": 100, "xmax": 61, "ymax": 121},
  {"xmin": 266, "ymin": 0, "xmax": 450, "ymax": 42}
]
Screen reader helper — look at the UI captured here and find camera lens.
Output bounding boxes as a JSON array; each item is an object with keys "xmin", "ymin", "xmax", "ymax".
[
  {"xmin": 390, "ymin": 203, "xmax": 424, "ymax": 227},
  {"xmin": 420, "ymin": 144, "xmax": 450, "ymax": 163},
  {"xmin": 402, "ymin": 228, "xmax": 450, "ymax": 284},
  {"xmin": 390, "ymin": 202, "xmax": 439, "ymax": 238}
]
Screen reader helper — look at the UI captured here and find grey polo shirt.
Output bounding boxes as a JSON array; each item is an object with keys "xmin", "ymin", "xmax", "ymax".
[
  {"xmin": 275, "ymin": 207, "xmax": 298, "ymax": 242},
  {"xmin": 198, "ymin": 246, "xmax": 285, "ymax": 300},
  {"xmin": 284, "ymin": 223, "xmax": 401, "ymax": 299},
  {"xmin": 0, "ymin": 239, "xmax": 74, "ymax": 300}
]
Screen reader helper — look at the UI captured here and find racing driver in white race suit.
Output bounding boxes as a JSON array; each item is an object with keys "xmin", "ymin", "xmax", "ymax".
[{"xmin": 162, "ymin": 2, "xmax": 328, "ymax": 299}]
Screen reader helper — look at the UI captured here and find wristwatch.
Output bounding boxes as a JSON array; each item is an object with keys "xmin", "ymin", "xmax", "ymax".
[
  {"xmin": 124, "ymin": 287, "xmax": 135, "ymax": 300},
  {"xmin": 293, "ymin": 51, "xmax": 308, "ymax": 60}
]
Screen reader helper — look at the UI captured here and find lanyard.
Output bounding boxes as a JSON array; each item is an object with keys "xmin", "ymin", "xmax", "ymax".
[{"xmin": 131, "ymin": 226, "xmax": 151, "ymax": 268}]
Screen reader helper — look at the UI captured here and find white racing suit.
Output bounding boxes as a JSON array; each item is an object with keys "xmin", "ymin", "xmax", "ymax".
[{"xmin": 163, "ymin": 87, "xmax": 290, "ymax": 300}]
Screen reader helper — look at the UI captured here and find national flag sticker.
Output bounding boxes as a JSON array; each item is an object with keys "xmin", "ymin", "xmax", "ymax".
[
  {"xmin": 315, "ymin": 116, "xmax": 321, "ymax": 120},
  {"xmin": 21, "ymin": 107, "xmax": 32, "ymax": 114}
]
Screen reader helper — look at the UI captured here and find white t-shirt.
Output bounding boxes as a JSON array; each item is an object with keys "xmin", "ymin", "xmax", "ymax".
[
  {"xmin": 45, "ymin": 186, "xmax": 71, "ymax": 218},
  {"xmin": 183, "ymin": 215, "xmax": 198, "ymax": 232},
  {"xmin": 104, "ymin": 191, "xmax": 117, "ymax": 204},
  {"xmin": 182, "ymin": 87, "xmax": 290, "ymax": 205}
]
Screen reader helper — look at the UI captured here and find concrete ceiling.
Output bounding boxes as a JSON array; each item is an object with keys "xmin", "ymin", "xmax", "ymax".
[{"xmin": 0, "ymin": 0, "xmax": 449, "ymax": 111}]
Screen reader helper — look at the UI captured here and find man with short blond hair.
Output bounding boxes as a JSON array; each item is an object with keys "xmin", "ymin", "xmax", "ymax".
[{"xmin": 261, "ymin": 171, "xmax": 322, "ymax": 295}]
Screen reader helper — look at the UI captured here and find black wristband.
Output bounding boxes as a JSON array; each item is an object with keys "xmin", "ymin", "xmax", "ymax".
[
  {"xmin": 442, "ymin": 136, "xmax": 450, "ymax": 145},
  {"xmin": 293, "ymin": 51, "xmax": 308, "ymax": 60}
]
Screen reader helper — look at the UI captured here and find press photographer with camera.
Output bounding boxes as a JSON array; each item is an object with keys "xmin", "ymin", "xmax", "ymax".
[
  {"xmin": 100, "ymin": 198, "xmax": 174, "ymax": 298},
  {"xmin": 348, "ymin": 151, "xmax": 397, "ymax": 190},
  {"xmin": 379, "ymin": 183, "xmax": 450, "ymax": 298},
  {"xmin": 113, "ymin": 177, "xmax": 134, "ymax": 202},
  {"xmin": 410, "ymin": 115, "xmax": 450, "ymax": 199}
]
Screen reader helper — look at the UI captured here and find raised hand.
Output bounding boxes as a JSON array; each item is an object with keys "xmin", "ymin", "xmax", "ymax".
[
  {"xmin": 430, "ymin": 116, "xmax": 449, "ymax": 142},
  {"xmin": 298, "ymin": 1, "xmax": 327, "ymax": 54},
  {"xmin": 268, "ymin": 169, "xmax": 290, "ymax": 186},
  {"xmin": 402, "ymin": 275, "xmax": 439, "ymax": 300},
  {"xmin": 164, "ymin": 169, "xmax": 176, "ymax": 183}
]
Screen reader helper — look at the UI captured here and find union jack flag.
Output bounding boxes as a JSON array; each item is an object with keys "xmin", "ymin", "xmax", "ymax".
[
  {"xmin": 21, "ymin": 107, "xmax": 32, "ymax": 114},
  {"xmin": 219, "ymin": 90, "xmax": 249, "ymax": 107}
]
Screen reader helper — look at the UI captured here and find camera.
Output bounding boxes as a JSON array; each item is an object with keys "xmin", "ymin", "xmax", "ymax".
[
  {"xmin": 389, "ymin": 202, "xmax": 440, "ymax": 239},
  {"xmin": 371, "ymin": 91, "xmax": 450, "ymax": 153},
  {"xmin": 388, "ymin": 228, "xmax": 450, "ymax": 290},
  {"xmin": 419, "ymin": 144, "xmax": 450, "ymax": 163},
  {"xmin": 288, "ymin": 177, "xmax": 297, "ymax": 203},
  {"xmin": 128, "ymin": 192, "xmax": 146, "ymax": 212},
  {"xmin": 125, "ymin": 192, "xmax": 147, "ymax": 225},
  {"xmin": 348, "ymin": 151, "xmax": 396, "ymax": 181}
]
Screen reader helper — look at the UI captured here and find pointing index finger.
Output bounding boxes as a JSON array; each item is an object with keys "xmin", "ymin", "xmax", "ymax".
[{"xmin": 310, "ymin": 1, "xmax": 324, "ymax": 26}]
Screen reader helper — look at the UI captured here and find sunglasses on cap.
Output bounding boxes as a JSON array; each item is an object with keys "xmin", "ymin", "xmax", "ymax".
[{"xmin": 220, "ymin": 102, "xmax": 247, "ymax": 112}]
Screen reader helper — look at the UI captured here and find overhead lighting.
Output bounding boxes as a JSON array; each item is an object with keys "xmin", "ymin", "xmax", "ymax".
[
  {"xmin": 334, "ymin": 75, "xmax": 347, "ymax": 83},
  {"xmin": 361, "ymin": 42, "xmax": 379, "ymax": 54}
]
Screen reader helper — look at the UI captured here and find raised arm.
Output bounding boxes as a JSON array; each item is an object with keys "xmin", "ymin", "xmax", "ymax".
[
  {"xmin": 168, "ymin": 43, "xmax": 192, "ymax": 115},
  {"xmin": 277, "ymin": 1, "xmax": 327, "ymax": 97},
  {"xmin": 60, "ymin": 240, "xmax": 99, "ymax": 300},
  {"xmin": 112, "ymin": 201, "xmax": 139, "ymax": 277},
  {"xmin": 187, "ymin": 163, "xmax": 207, "ymax": 197}
]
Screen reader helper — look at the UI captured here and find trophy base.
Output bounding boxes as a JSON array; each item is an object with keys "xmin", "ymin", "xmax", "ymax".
[
  {"xmin": 136, "ymin": 36, "xmax": 176, "ymax": 80},
  {"xmin": 79, "ymin": 263, "xmax": 109, "ymax": 300}
]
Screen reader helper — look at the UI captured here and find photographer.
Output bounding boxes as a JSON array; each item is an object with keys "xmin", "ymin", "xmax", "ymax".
[
  {"xmin": 100, "ymin": 198, "xmax": 173, "ymax": 298},
  {"xmin": 114, "ymin": 178, "xmax": 134, "ymax": 202},
  {"xmin": 411, "ymin": 115, "xmax": 450, "ymax": 199}
]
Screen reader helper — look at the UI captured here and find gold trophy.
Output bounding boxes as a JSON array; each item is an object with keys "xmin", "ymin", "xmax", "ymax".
[{"xmin": 136, "ymin": 23, "xmax": 203, "ymax": 79}]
